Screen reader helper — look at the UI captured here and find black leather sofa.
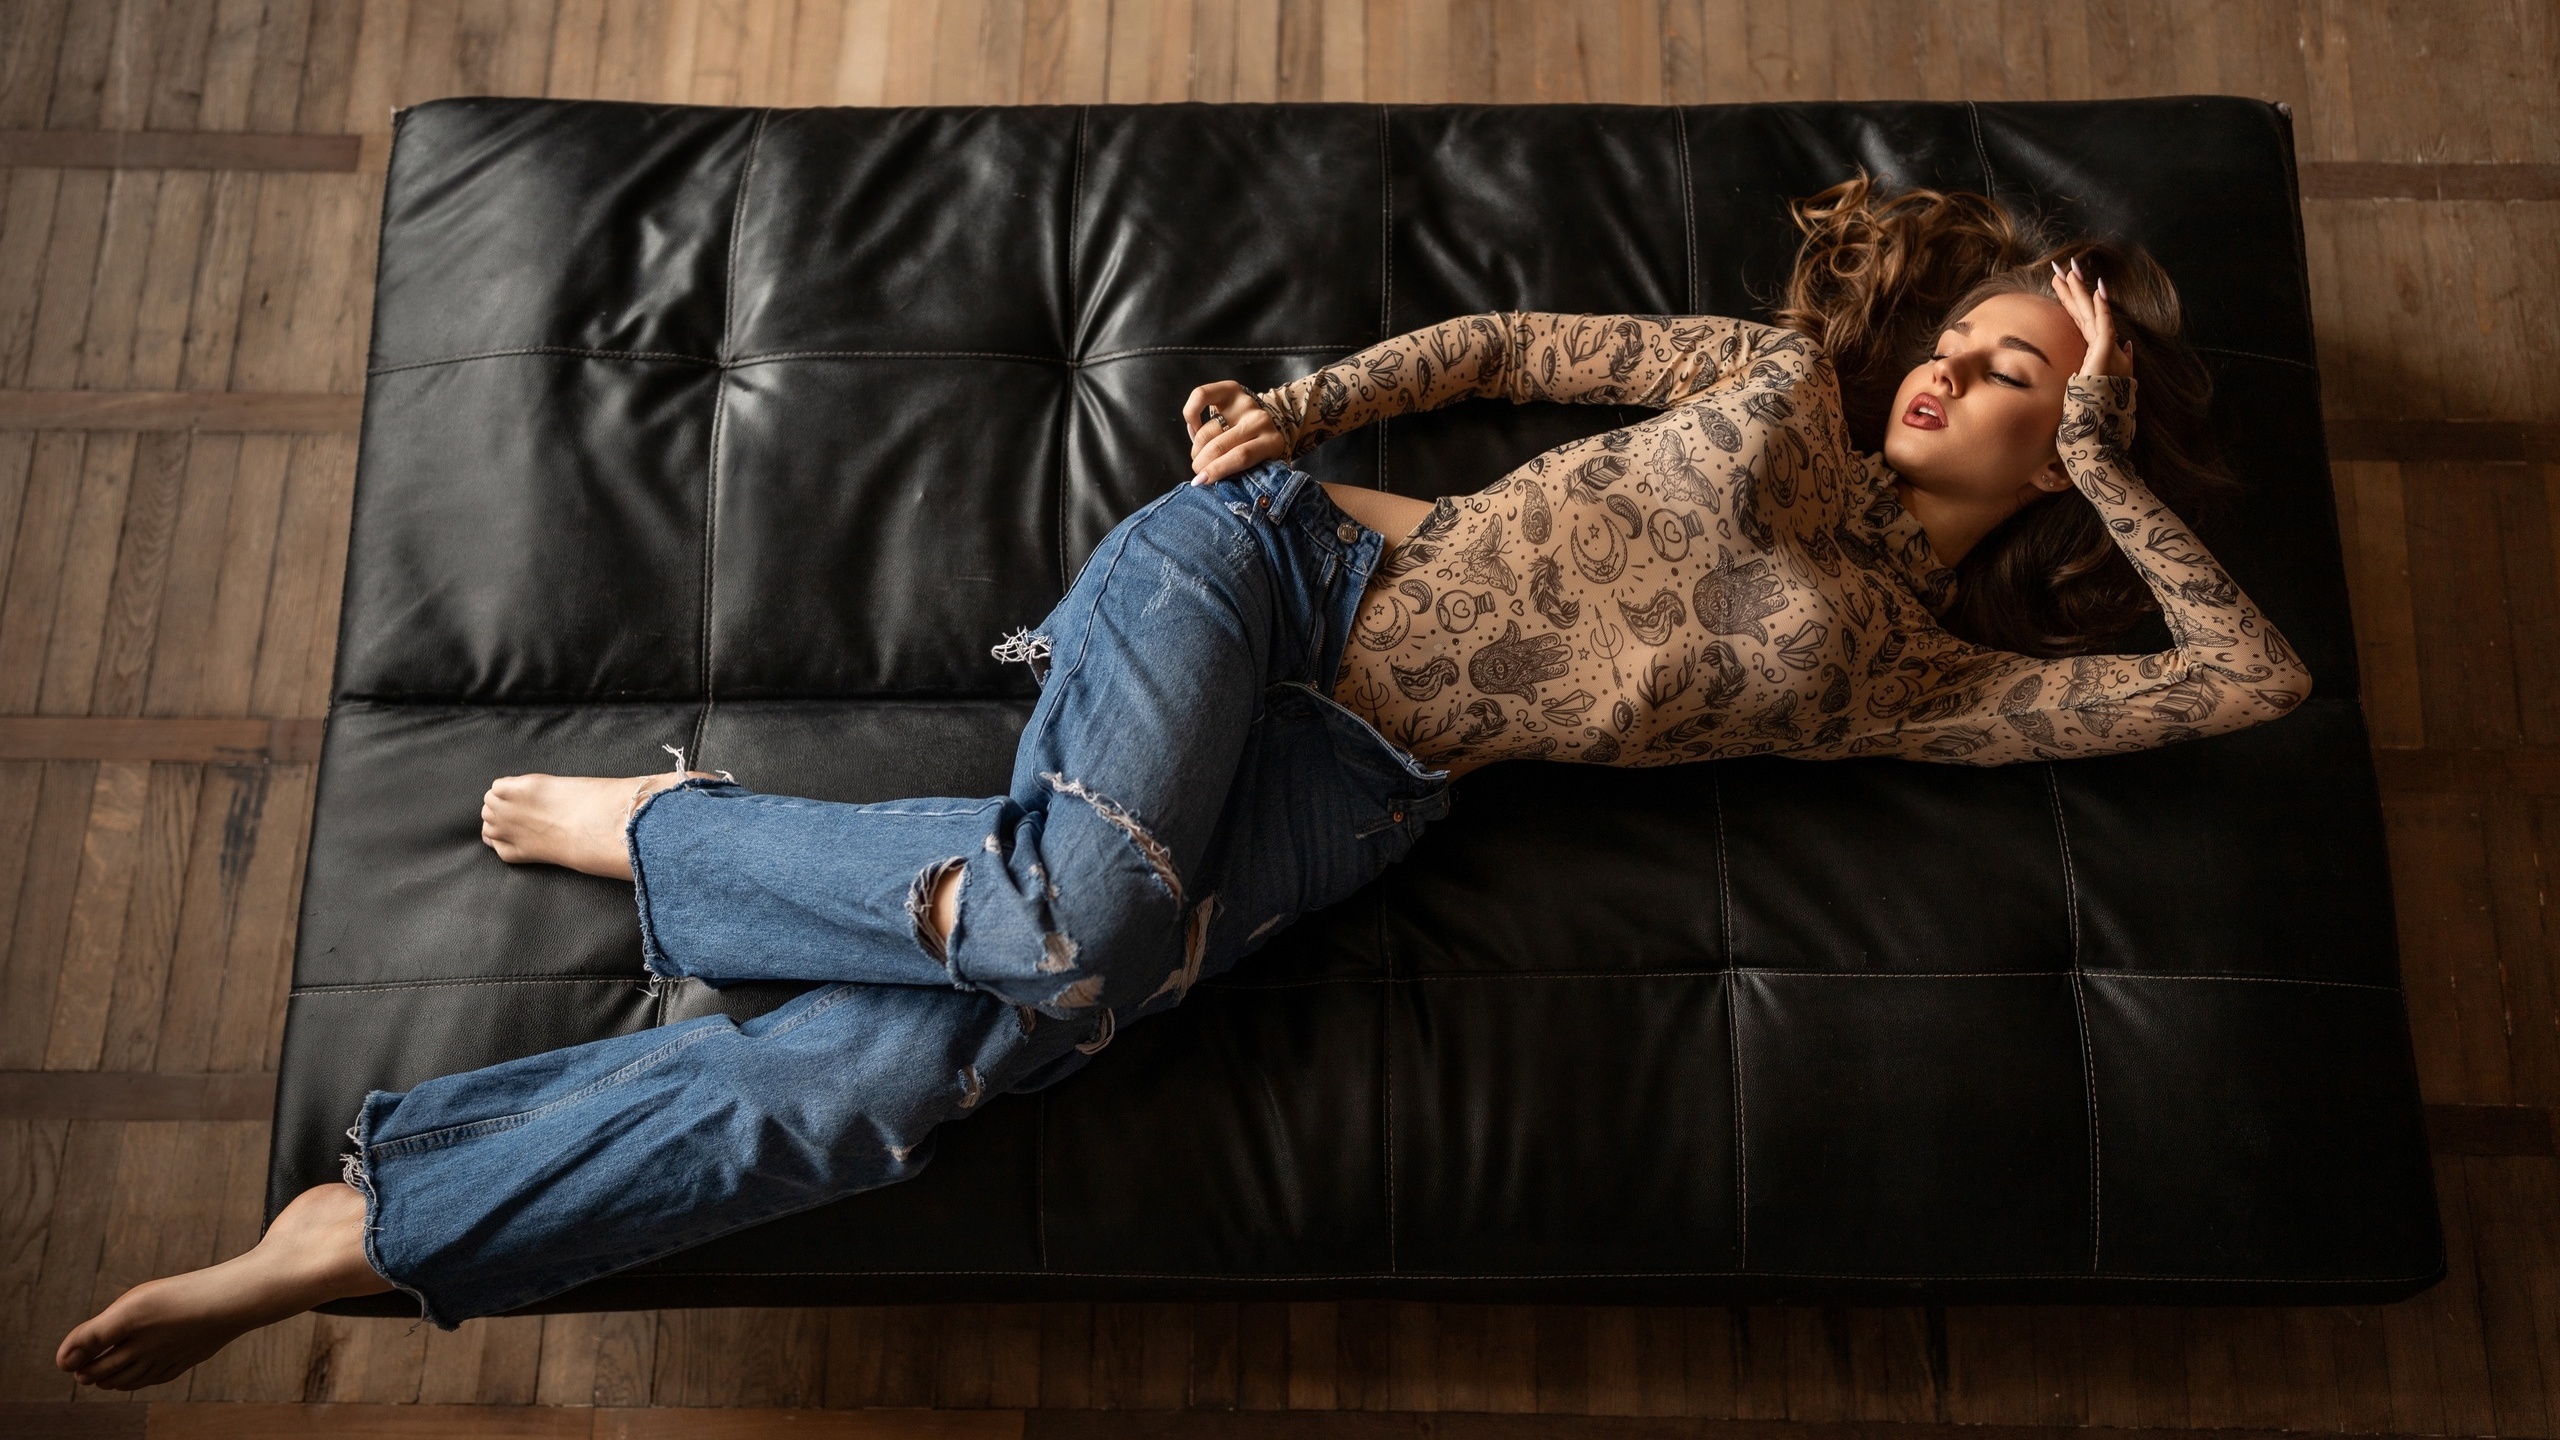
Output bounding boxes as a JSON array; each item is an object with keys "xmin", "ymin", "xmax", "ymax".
[{"xmin": 276, "ymin": 95, "xmax": 2443, "ymax": 1310}]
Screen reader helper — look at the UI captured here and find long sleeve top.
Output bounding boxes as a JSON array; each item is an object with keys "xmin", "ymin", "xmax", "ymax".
[{"xmin": 1251, "ymin": 311, "xmax": 2313, "ymax": 767}]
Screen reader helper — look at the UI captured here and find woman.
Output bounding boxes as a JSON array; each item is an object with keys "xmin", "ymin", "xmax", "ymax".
[{"xmin": 58, "ymin": 177, "xmax": 2308, "ymax": 1387}]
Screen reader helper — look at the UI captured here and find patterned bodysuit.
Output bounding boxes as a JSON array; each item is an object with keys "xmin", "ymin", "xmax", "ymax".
[{"xmin": 1250, "ymin": 312, "xmax": 2312, "ymax": 767}]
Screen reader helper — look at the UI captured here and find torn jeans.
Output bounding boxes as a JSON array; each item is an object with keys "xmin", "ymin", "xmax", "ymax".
[{"xmin": 340, "ymin": 460, "xmax": 1451, "ymax": 1326}]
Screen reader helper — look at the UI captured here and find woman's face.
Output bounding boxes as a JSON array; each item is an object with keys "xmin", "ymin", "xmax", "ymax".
[{"xmin": 1882, "ymin": 290, "xmax": 2087, "ymax": 508}]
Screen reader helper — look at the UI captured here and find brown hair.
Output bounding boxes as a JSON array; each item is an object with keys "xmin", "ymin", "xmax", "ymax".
[{"xmin": 1772, "ymin": 172, "xmax": 2237, "ymax": 657}]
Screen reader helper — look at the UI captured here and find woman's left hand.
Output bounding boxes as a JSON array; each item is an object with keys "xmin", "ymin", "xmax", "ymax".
[
  {"xmin": 1183, "ymin": 381, "xmax": 1288, "ymax": 483},
  {"xmin": 2052, "ymin": 257, "xmax": 2134, "ymax": 380}
]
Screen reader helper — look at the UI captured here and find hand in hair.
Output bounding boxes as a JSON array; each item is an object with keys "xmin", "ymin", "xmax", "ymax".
[
  {"xmin": 2050, "ymin": 257, "xmax": 2135, "ymax": 381},
  {"xmin": 1182, "ymin": 381, "xmax": 1289, "ymax": 483}
]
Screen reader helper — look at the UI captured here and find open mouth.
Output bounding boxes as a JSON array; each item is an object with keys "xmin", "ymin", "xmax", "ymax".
[{"xmin": 1902, "ymin": 394, "xmax": 1947, "ymax": 430}]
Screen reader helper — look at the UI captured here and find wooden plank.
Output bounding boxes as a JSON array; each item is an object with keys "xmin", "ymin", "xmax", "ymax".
[
  {"xmin": 96, "ymin": 761, "xmax": 201, "ymax": 1070},
  {"xmin": 0, "ymin": 1120, "xmax": 71, "ymax": 1395},
  {"xmin": 2482, "ymin": 795, "xmax": 2560, "ymax": 1108},
  {"xmin": 0, "ymin": 128, "xmax": 358, "ymax": 172},
  {"xmin": 2403, "ymin": 464, "xmax": 2524, "ymax": 749},
  {"xmin": 0, "ymin": 1070, "xmax": 275, "ymax": 1121},
  {"xmin": 211, "ymin": 760, "xmax": 313, "ymax": 1073},
  {"xmin": 2330, "ymin": 419, "xmax": 2560, "ymax": 465},
  {"xmin": 2303, "ymin": 161, "xmax": 2560, "ymax": 201},
  {"xmin": 2332, "ymin": 461, "xmax": 2427, "ymax": 748},
  {"xmin": 0, "ymin": 761, "xmax": 95, "ymax": 1071},
  {"xmin": 2429, "ymin": 1103, "xmax": 2560, "ymax": 1157},
  {"xmin": 40, "ymin": 761, "xmax": 149, "ymax": 1072},
  {"xmin": 89, "ymin": 431, "xmax": 188, "ymax": 716},
  {"xmin": 0, "ymin": 717, "xmax": 323, "ymax": 763},
  {"xmin": 0, "ymin": 389, "xmax": 359, "ymax": 431}
]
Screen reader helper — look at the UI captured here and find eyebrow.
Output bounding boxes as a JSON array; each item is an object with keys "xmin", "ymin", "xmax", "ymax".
[{"xmin": 1947, "ymin": 319, "xmax": 2053, "ymax": 365}]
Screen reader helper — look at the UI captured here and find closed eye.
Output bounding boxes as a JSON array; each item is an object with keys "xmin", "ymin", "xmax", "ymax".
[{"xmin": 1930, "ymin": 351, "xmax": 2032, "ymax": 389}]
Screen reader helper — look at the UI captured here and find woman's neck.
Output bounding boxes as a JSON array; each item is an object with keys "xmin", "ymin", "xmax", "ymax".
[{"xmin": 1889, "ymin": 477, "xmax": 2008, "ymax": 570}]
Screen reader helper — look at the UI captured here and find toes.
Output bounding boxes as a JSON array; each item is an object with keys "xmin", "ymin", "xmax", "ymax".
[{"xmin": 57, "ymin": 1318, "xmax": 114, "ymax": 1372}]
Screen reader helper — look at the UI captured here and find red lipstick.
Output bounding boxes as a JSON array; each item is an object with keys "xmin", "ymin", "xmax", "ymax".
[{"xmin": 1902, "ymin": 393, "xmax": 1947, "ymax": 430}]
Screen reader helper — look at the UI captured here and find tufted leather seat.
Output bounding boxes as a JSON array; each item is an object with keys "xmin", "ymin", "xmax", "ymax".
[{"xmin": 277, "ymin": 96, "xmax": 2442, "ymax": 1310}]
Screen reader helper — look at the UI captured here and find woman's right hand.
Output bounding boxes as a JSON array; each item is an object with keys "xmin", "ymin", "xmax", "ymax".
[{"xmin": 1183, "ymin": 381, "xmax": 1288, "ymax": 484}]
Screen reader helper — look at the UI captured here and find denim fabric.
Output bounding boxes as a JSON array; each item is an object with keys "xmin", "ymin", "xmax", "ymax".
[{"xmin": 344, "ymin": 461, "xmax": 1452, "ymax": 1326}]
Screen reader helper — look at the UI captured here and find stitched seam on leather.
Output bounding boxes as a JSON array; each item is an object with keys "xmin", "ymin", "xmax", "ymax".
[
  {"xmin": 1376, "ymin": 105, "xmax": 1393, "ymax": 494},
  {"xmin": 1085, "ymin": 342, "xmax": 1370, "ymax": 363},
  {"xmin": 730, "ymin": 348, "xmax": 1070, "ymax": 367},
  {"xmin": 292, "ymin": 976, "xmax": 663, "ymax": 995},
  {"xmin": 1061, "ymin": 107, "xmax": 1088, "ymax": 592},
  {"xmin": 2049, "ymin": 765, "xmax": 2101, "ymax": 1274},
  {"xmin": 1674, "ymin": 107, "xmax": 1697, "ymax": 313},
  {"xmin": 1713, "ymin": 768, "xmax": 1744, "ymax": 1269},
  {"xmin": 367, "ymin": 345, "xmax": 722, "ymax": 376},
  {"xmin": 695, "ymin": 109, "xmax": 769, "ymax": 766},
  {"xmin": 1382, "ymin": 980, "xmax": 1397, "ymax": 1273},
  {"xmin": 1967, "ymin": 101, "xmax": 1994, "ymax": 192}
]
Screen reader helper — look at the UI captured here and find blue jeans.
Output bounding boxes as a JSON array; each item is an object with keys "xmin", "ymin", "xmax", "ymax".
[{"xmin": 342, "ymin": 461, "xmax": 1452, "ymax": 1326}]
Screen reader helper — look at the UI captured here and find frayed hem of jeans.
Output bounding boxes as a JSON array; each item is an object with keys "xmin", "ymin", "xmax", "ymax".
[
  {"xmin": 626, "ymin": 773, "xmax": 747, "ymax": 981},
  {"xmin": 342, "ymin": 1095, "xmax": 457, "ymax": 1332}
]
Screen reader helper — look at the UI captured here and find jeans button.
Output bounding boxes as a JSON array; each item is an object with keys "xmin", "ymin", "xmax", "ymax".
[{"xmin": 1336, "ymin": 521, "xmax": 1359, "ymax": 544}]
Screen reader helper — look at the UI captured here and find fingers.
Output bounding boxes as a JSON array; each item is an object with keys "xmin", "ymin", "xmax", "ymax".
[
  {"xmin": 1188, "ymin": 400, "xmax": 1275, "ymax": 464},
  {"xmin": 1191, "ymin": 416, "xmax": 1277, "ymax": 479},
  {"xmin": 1193, "ymin": 435, "xmax": 1283, "ymax": 484},
  {"xmin": 2050, "ymin": 259, "xmax": 2094, "ymax": 332},
  {"xmin": 1182, "ymin": 380, "xmax": 1256, "ymax": 442}
]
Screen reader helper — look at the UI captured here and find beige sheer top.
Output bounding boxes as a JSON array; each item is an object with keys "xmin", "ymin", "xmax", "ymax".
[{"xmin": 1252, "ymin": 311, "xmax": 2313, "ymax": 767}]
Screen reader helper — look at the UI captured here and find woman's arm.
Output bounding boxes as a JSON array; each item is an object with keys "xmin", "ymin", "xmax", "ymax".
[
  {"xmin": 1855, "ymin": 371, "xmax": 2313, "ymax": 765},
  {"xmin": 1185, "ymin": 312, "xmax": 1772, "ymax": 480}
]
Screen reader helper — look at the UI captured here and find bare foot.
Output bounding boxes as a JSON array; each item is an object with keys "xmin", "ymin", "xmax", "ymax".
[
  {"xmin": 480, "ymin": 771, "xmax": 716, "ymax": 879},
  {"xmin": 57, "ymin": 1182, "xmax": 391, "ymax": 1391}
]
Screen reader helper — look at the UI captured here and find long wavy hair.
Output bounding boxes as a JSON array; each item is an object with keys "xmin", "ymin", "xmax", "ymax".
[{"xmin": 1771, "ymin": 172, "xmax": 2237, "ymax": 657}]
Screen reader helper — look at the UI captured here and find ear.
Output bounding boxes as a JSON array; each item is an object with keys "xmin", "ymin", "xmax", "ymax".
[{"xmin": 2033, "ymin": 454, "xmax": 2072, "ymax": 493}]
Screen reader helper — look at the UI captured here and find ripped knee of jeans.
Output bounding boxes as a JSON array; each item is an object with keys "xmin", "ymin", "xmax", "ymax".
[
  {"xmin": 1039, "ymin": 771, "xmax": 1183, "ymax": 908},
  {"xmin": 906, "ymin": 855, "xmax": 969, "ymax": 966}
]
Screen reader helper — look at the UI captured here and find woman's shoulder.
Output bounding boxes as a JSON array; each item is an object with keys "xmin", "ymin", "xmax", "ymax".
[{"xmin": 1661, "ymin": 317, "xmax": 1840, "ymax": 406}]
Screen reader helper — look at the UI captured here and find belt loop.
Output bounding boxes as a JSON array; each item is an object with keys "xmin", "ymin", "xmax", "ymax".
[{"xmin": 1264, "ymin": 463, "xmax": 1311, "ymax": 522}]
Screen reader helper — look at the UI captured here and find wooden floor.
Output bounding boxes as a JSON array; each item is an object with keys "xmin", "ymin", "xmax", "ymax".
[{"xmin": 1, "ymin": 0, "xmax": 2557, "ymax": 1433}]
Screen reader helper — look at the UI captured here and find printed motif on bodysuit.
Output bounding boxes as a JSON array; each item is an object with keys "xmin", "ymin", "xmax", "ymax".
[{"xmin": 1253, "ymin": 312, "xmax": 2311, "ymax": 767}]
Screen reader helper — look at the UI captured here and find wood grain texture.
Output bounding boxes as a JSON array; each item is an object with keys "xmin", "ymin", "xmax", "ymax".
[
  {"xmin": 0, "ymin": 129, "xmax": 361, "ymax": 172},
  {"xmin": 0, "ymin": 391, "xmax": 361, "ymax": 431}
]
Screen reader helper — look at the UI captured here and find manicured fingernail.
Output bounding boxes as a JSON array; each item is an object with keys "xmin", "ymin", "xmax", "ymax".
[{"xmin": 1191, "ymin": 474, "xmax": 1208, "ymax": 485}]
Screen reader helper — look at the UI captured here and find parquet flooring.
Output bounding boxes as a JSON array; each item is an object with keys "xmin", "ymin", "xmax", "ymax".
[{"xmin": 1, "ymin": 0, "xmax": 2557, "ymax": 1430}]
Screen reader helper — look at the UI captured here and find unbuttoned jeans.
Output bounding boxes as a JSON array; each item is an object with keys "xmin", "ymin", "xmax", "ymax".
[{"xmin": 343, "ymin": 461, "xmax": 1452, "ymax": 1326}]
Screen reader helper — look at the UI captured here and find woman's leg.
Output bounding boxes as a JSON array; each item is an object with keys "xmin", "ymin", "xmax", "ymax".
[
  {"xmin": 620, "ymin": 473, "xmax": 1302, "ymax": 1024},
  {"xmin": 56, "ymin": 465, "xmax": 1406, "ymax": 1383}
]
